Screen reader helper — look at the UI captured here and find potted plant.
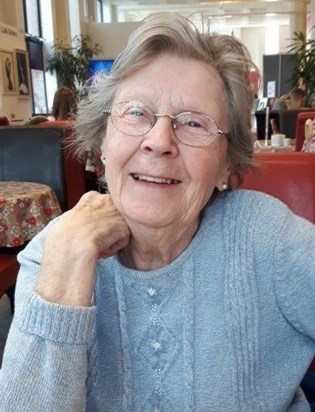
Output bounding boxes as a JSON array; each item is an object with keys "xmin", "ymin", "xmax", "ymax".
[
  {"xmin": 46, "ymin": 34, "xmax": 103, "ymax": 93},
  {"xmin": 287, "ymin": 29, "xmax": 315, "ymax": 106}
]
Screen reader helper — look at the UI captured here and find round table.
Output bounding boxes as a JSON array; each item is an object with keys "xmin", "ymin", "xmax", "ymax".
[{"xmin": 0, "ymin": 181, "xmax": 62, "ymax": 247}]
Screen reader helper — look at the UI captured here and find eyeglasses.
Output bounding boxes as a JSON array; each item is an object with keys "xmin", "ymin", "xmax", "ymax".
[{"xmin": 103, "ymin": 101, "xmax": 229, "ymax": 147}]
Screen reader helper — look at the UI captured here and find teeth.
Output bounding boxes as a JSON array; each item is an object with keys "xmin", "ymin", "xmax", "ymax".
[{"xmin": 133, "ymin": 174, "xmax": 179, "ymax": 184}]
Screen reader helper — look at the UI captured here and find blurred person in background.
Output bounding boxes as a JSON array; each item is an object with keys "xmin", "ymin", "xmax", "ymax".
[
  {"xmin": 272, "ymin": 87, "xmax": 307, "ymax": 111},
  {"xmin": 50, "ymin": 86, "xmax": 77, "ymax": 121}
]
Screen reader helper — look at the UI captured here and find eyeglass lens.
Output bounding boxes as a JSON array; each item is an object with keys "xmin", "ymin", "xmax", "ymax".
[{"xmin": 109, "ymin": 101, "xmax": 221, "ymax": 147}]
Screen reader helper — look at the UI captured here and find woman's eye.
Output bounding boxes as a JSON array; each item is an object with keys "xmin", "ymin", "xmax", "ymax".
[
  {"xmin": 127, "ymin": 108, "xmax": 144, "ymax": 117},
  {"xmin": 186, "ymin": 120, "xmax": 202, "ymax": 128},
  {"xmin": 178, "ymin": 114, "xmax": 206, "ymax": 130}
]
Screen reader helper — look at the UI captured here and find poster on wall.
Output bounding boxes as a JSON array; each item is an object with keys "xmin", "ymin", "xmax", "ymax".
[
  {"xmin": 256, "ymin": 97, "xmax": 268, "ymax": 111},
  {"xmin": 267, "ymin": 80, "xmax": 276, "ymax": 98},
  {"xmin": 0, "ymin": 49, "xmax": 17, "ymax": 95},
  {"xmin": 14, "ymin": 49, "xmax": 31, "ymax": 98}
]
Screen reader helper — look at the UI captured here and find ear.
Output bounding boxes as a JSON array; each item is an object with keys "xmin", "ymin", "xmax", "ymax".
[
  {"xmin": 216, "ymin": 161, "xmax": 232, "ymax": 192},
  {"xmin": 100, "ymin": 138, "xmax": 108, "ymax": 166},
  {"xmin": 217, "ymin": 181, "xmax": 228, "ymax": 192},
  {"xmin": 100, "ymin": 155, "xmax": 106, "ymax": 167}
]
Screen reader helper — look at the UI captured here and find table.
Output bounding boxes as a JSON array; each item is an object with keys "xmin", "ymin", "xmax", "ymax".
[
  {"xmin": 0, "ymin": 181, "xmax": 62, "ymax": 247},
  {"xmin": 254, "ymin": 140, "xmax": 295, "ymax": 153}
]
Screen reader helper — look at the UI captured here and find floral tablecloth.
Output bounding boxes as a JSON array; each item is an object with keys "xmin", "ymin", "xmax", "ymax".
[{"xmin": 0, "ymin": 181, "xmax": 62, "ymax": 247}]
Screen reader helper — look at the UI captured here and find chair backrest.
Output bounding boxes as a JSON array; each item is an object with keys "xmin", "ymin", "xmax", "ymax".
[
  {"xmin": 0, "ymin": 255, "xmax": 19, "ymax": 300},
  {"xmin": 37, "ymin": 120, "xmax": 74, "ymax": 128},
  {"xmin": 0, "ymin": 116, "xmax": 9, "ymax": 126},
  {"xmin": 240, "ymin": 152, "xmax": 315, "ymax": 223},
  {"xmin": 295, "ymin": 111, "xmax": 315, "ymax": 151},
  {"xmin": 0, "ymin": 126, "xmax": 86, "ymax": 211}
]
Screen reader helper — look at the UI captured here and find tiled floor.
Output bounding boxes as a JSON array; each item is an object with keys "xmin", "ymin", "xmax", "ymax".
[{"xmin": 0, "ymin": 294, "xmax": 13, "ymax": 367}]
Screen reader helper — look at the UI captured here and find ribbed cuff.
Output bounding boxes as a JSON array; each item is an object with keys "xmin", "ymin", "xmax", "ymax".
[{"xmin": 19, "ymin": 292, "xmax": 96, "ymax": 345}]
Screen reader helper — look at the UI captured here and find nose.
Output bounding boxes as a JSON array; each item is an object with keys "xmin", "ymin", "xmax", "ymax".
[{"xmin": 140, "ymin": 115, "xmax": 179, "ymax": 156}]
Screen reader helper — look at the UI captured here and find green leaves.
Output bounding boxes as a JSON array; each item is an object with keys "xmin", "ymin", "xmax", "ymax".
[
  {"xmin": 46, "ymin": 35, "xmax": 103, "ymax": 93},
  {"xmin": 287, "ymin": 28, "xmax": 315, "ymax": 105}
]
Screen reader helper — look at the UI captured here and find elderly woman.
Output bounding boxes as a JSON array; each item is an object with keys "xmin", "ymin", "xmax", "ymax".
[{"xmin": 1, "ymin": 13, "xmax": 314, "ymax": 411}]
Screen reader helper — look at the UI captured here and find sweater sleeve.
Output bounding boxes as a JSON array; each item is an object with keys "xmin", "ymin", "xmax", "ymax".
[
  {"xmin": 0, "ymin": 221, "xmax": 97, "ymax": 412},
  {"xmin": 274, "ymin": 211, "xmax": 315, "ymax": 340}
]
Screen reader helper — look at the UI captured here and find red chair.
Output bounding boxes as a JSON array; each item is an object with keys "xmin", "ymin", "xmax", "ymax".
[
  {"xmin": 241, "ymin": 152, "xmax": 315, "ymax": 222},
  {"xmin": 295, "ymin": 111, "xmax": 315, "ymax": 151},
  {"xmin": 0, "ymin": 255, "xmax": 19, "ymax": 299},
  {"xmin": 240, "ymin": 151, "xmax": 315, "ymax": 394},
  {"xmin": 0, "ymin": 116, "xmax": 9, "ymax": 126},
  {"xmin": 0, "ymin": 255, "xmax": 19, "ymax": 313}
]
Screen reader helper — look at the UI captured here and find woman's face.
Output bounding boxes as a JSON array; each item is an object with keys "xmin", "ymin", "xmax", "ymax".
[{"xmin": 102, "ymin": 53, "xmax": 230, "ymax": 229}]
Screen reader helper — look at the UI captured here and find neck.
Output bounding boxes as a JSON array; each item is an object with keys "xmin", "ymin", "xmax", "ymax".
[{"xmin": 120, "ymin": 219, "xmax": 200, "ymax": 270}]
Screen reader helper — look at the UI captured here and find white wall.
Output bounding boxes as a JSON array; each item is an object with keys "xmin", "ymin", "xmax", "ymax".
[
  {"xmin": 241, "ymin": 27, "xmax": 265, "ymax": 75},
  {"xmin": 279, "ymin": 24, "xmax": 291, "ymax": 53},
  {"xmin": 0, "ymin": 21, "xmax": 32, "ymax": 122},
  {"xmin": 0, "ymin": 0, "xmax": 17, "ymax": 27},
  {"xmin": 0, "ymin": 0, "xmax": 33, "ymax": 122},
  {"xmin": 87, "ymin": 21, "xmax": 274, "ymax": 78},
  {"xmin": 87, "ymin": 21, "xmax": 139, "ymax": 58}
]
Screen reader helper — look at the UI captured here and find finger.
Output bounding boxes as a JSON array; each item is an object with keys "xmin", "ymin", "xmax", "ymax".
[{"xmin": 98, "ymin": 234, "xmax": 130, "ymax": 259}]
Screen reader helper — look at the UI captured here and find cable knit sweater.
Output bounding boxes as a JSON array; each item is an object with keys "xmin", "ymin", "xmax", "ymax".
[{"xmin": 0, "ymin": 190, "xmax": 314, "ymax": 412}]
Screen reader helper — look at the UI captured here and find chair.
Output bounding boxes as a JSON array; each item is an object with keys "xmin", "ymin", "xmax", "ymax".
[
  {"xmin": 0, "ymin": 116, "xmax": 9, "ymax": 126},
  {"xmin": 0, "ymin": 255, "xmax": 19, "ymax": 313},
  {"xmin": 0, "ymin": 255, "xmax": 19, "ymax": 299},
  {"xmin": 295, "ymin": 111, "xmax": 315, "ymax": 151},
  {"xmin": 240, "ymin": 151, "xmax": 315, "ymax": 402},
  {"xmin": 0, "ymin": 125, "xmax": 87, "ymax": 211},
  {"xmin": 241, "ymin": 152, "xmax": 315, "ymax": 222}
]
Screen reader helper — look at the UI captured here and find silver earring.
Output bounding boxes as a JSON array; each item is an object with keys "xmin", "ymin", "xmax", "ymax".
[
  {"xmin": 222, "ymin": 183, "xmax": 228, "ymax": 191},
  {"xmin": 101, "ymin": 156, "xmax": 106, "ymax": 166}
]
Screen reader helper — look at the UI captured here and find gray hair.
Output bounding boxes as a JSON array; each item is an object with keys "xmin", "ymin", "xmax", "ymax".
[{"xmin": 73, "ymin": 12, "xmax": 259, "ymax": 185}]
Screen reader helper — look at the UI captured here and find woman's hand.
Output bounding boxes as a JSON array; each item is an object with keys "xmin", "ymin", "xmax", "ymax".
[{"xmin": 36, "ymin": 191, "xmax": 130, "ymax": 306}]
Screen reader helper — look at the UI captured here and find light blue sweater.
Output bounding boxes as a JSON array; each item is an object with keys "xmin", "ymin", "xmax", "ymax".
[{"xmin": 0, "ymin": 190, "xmax": 314, "ymax": 411}]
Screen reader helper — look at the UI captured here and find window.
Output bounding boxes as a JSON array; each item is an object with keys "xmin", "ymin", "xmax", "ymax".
[
  {"xmin": 23, "ymin": 0, "xmax": 42, "ymax": 37},
  {"xmin": 26, "ymin": 37, "xmax": 48, "ymax": 114},
  {"xmin": 23, "ymin": 0, "xmax": 49, "ymax": 114},
  {"xmin": 97, "ymin": 0, "xmax": 104, "ymax": 23}
]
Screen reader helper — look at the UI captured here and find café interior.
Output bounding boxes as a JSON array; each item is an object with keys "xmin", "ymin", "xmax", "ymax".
[{"xmin": 0, "ymin": 0, "xmax": 315, "ymax": 408}]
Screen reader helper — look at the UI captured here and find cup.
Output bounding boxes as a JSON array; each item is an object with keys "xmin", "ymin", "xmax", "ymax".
[
  {"xmin": 271, "ymin": 133, "xmax": 285, "ymax": 147},
  {"xmin": 283, "ymin": 138, "xmax": 291, "ymax": 147}
]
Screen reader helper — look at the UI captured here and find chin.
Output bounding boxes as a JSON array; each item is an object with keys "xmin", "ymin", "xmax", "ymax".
[{"xmin": 122, "ymin": 201, "xmax": 175, "ymax": 228}]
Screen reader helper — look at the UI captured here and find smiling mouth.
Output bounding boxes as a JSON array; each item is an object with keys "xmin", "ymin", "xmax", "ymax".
[{"xmin": 131, "ymin": 173, "xmax": 181, "ymax": 185}]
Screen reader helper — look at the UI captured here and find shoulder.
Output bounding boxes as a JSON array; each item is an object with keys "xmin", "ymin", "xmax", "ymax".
[
  {"xmin": 204, "ymin": 189, "xmax": 309, "ymax": 248},
  {"xmin": 201, "ymin": 189, "xmax": 292, "ymax": 248},
  {"xmin": 211, "ymin": 189, "xmax": 291, "ymax": 221}
]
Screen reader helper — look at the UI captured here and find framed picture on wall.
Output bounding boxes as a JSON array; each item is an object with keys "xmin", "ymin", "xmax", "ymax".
[
  {"xmin": 14, "ymin": 49, "xmax": 31, "ymax": 98},
  {"xmin": 256, "ymin": 97, "xmax": 268, "ymax": 111},
  {"xmin": 0, "ymin": 49, "xmax": 17, "ymax": 95}
]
